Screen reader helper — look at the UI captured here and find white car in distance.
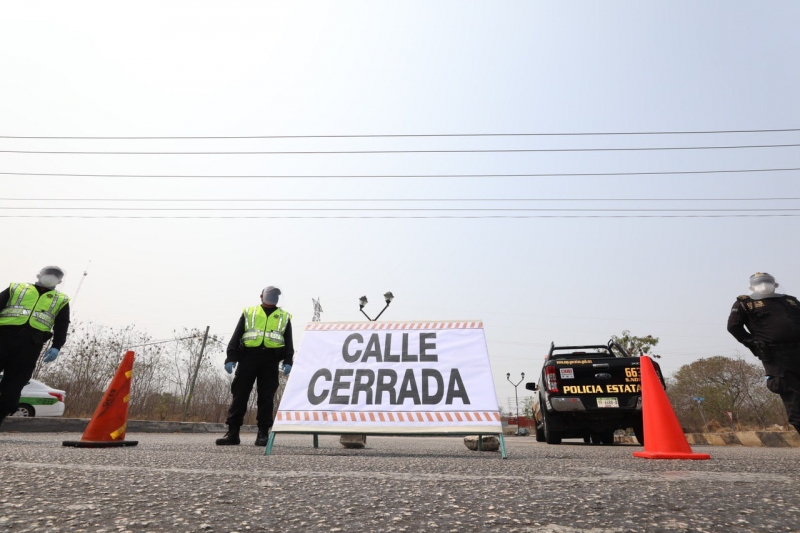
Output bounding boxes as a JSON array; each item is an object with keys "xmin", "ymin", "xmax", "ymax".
[{"xmin": 0, "ymin": 375, "xmax": 66, "ymax": 417}]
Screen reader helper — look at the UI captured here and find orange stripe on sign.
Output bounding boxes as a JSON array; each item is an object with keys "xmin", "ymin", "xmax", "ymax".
[
  {"xmin": 435, "ymin": 413, "xmax": 444, "ymax": 422},
  {"xmin": 426, "ymin": 413, "xmax": 434, "ymax": 422},
  {"xmin": 464, "ymin": 413, "xmax": 473, "ymax": 421},
  {"xmin": 378, "ymin": 413, "xmax": 385, "ymax": 422},
  {"xmin": 387, "ymin": 413, "xmax": 394, "ymax": 422},
  {"xmin": 445, "ymin": 412, "xmax": 453, "ymax": 422},
  {"xmin": 369, "ymin": 413, "xmax": 376, "ymax": 422},
  {"xmin": 304, "ymin": 412, "xmax": 310, "ymax": 421},
  {"xmin": 455, "ymin": 413, "xmax": 463, "ymax": 422},
  {"xmin": 360, "ymin": 413, "xmax": 367, "ymax": 422},
  {"xmin": 493, "ymin": 412, "xmax": 501, "ymax": 421},
  {"xmin": 416, "ymin": 413, "xmax": 424, "ymax": 422},
  {"xmin": 322, "ymin": 412, "xmax": 328, "ymax": 421}
]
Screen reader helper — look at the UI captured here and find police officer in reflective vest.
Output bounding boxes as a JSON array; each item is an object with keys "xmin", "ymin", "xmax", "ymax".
[
  {"xmin": 728, "ymin": 272, "xmax": 800, "ymax": 433},
  {"xmin": 0, "ymin": 266, "xmax": 70, "ymax": 427},
  {"xmin": 217, "ymin": 286, "xmax": 293, "ymax": 446}
]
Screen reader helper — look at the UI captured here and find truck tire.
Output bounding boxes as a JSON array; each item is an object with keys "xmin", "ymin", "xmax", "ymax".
[
  {"xmin": 591, "ymin": 431, "xmax": 615, "ymax": 445},
  {"xmin": 542, "ymin": 408, "xmax": 562, "ymax": 445},
  {"xmin": 633, "ymin": 425, "xmax": 645, "ymax": 446}
]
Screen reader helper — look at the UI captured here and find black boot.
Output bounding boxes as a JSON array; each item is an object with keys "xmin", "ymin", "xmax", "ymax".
[
  {"xmin": 254, "ymin": 428, "xmax": 270, "ymax": 446},
  {"xmin": 215, "ymin": 426, "xmax": 241, "ymax": 446}
]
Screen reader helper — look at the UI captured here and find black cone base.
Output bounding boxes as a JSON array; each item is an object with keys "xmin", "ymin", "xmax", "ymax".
[{"xmin": 62, "ymin": 440, "xmax": 139, "ymax": 448}]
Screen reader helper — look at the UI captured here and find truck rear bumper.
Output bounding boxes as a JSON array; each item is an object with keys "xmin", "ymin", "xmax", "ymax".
[
  {"xmin": 550, "ymin": 397, "xmax": 587, "ymax": 412},
  {"xmin": 549, "ymin": 396, "xmax": 642, "ymax": 412}
]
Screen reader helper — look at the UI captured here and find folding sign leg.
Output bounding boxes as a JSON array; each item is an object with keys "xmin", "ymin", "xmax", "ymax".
[
  {"xmin": 313, "ymin": 433, "xmax": 319, "ymax": 448},
  {"xmin": 264, "ymin": 432, "xmax": 276, "ymax": 456},
  {"xmin": 498, "ymin": 433, "xmax": 508, "ymax": 459},
  {"xmin": 477, "ymin": 434, "xmax": 483, "ymax": 451}
]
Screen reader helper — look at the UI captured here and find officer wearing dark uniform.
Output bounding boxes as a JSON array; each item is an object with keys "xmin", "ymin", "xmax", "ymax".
[
  {"xmin": 727, "ymin": 272, "xmax": 800, "ymax": 433},
  {"xmin": 216, "ymin": 286, "xmax": 293, "ymax": 447},
  {"xmin": 0, "ymin": 266, "xmax": 70, "ymax": 428}
]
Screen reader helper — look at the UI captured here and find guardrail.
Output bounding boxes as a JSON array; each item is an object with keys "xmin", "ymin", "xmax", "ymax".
[{"xmin": 0, "ymin": 417, "xmax": 256, "ymax": 434}]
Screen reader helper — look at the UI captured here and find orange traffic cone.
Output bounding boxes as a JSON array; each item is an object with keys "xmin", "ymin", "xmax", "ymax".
[
  {"xmin": 63, "ymin": 351, "xmax": 138, "ymax": 448},
  {"xmin": 633, "ymin": 355, "xmax": 710, "ymax": 460}
]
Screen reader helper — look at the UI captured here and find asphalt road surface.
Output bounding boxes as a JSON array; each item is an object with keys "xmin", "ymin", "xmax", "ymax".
[{"xmin": 0, "ymin": 433, "xmax": 798, "ymax": 532}]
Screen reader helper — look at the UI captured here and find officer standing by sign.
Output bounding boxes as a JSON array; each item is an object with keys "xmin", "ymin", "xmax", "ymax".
[
  {"xmin": 0, "ymin": 266, "xmax": 70, "ymax": 428},
  {"xmin": 217, "ymin": 286, "xmax": 294, "ymax": 446},
  {"xmin": 727, "ymin": 272, "xmax": 800, "ymax": 433}
]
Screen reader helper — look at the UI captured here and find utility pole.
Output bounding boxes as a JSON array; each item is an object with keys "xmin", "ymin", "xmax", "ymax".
[
  {"xmin": 312, "ymin": 298, "xmax": 323, "ymax": 322},
  {"xmin": 182, "ymin": 326, "xmax": 210, "ymax": 422}
]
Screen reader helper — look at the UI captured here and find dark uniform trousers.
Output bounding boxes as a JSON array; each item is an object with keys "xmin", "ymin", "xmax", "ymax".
[
  {"xmin": 763, "ymin": 347, "xmax": 800, "ymax": 431},
  {"xmin": 0, "ymin": 329, "xmax": 45, "ymax": 417},
  {"xmin": 225, "ymin": 350, "xmax": 281, "ymax": 431}
]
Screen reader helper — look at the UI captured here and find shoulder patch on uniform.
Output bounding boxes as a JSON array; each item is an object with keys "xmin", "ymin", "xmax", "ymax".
[{"xmin": 737, "ymin": 295, "xmax": 750, "ymax": 301}]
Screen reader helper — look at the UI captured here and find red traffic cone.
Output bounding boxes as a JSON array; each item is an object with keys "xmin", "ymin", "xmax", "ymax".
[
  {"xmin": 63, "ymin": 351, "xmax": 138, "ymax": 448},
  {"xmin": 633, "ymin": 356, "xmax": 709, "ymax": 460}
]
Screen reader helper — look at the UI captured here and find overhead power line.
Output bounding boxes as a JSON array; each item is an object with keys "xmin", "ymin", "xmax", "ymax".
[
  {"xmin": 2, "ymin": 196, "xmax": 798, "ymax": 203},
  {"xmin": 1, "ymin": 207, "xmax": 798, "ymax": 212},
  {"xmin": 2, "ymin": 144, "xmax": 800, "ymax": 155},
  {"xmin": 1, "ymin": 214, "xmax": 798, "ymax": 219},
  {"xmin": 1, "ymin": 127, "xmax": 799, "ymax": 139},
  {"xmin": 0, "ymin": 167, "xmax": 798, "ymax": 179}
]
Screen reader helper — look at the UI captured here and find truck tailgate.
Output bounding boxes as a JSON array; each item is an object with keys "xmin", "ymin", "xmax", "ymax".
[{"xmin": 550, "ymin": 357, "xmax": 642, "ymax": 409}]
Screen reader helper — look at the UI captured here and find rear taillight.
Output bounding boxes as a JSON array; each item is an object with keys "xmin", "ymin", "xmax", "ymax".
[
  {"xmin": 544, "ymin": 366, "xmax": 558, "ymax": 393},
  {"xmin": 48, "ymin": 392, "xmax": 64, "ymax": 403}
]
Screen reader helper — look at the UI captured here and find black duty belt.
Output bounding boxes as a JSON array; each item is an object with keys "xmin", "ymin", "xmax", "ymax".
[{"xmin": 768, "ymin": 342, "xmax": 800, "ymax": 350}]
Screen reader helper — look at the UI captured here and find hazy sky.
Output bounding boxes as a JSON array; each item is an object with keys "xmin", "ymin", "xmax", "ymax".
[{"xmin": 1, "ymin": 1, "xmax": 799, "ymax": 409}]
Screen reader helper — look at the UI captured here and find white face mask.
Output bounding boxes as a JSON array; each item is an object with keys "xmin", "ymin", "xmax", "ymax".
[
  {"xmin": 37, "ymin": 274, "xmax": 61, "ymax": 288},
  {"xmin": 753, "ymin": 282, "xmax": 775, "ymax": 295}
]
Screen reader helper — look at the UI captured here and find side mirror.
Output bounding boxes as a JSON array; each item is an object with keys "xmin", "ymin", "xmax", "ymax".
[{"xmin": 525, "ymin": 382, "xmax": 538, "ymax": 391}]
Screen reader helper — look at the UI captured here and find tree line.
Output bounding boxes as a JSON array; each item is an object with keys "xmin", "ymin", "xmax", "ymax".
[
  {"xmin": 31, "ymin": 325, "xmax": 788, "ymax": 431},
  {"xmin": 33, "ymin": 322, "xmax": 273, "ymax": 425}
]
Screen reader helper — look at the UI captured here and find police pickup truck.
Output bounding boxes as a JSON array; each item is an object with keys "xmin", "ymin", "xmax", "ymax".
[{"xmin": 526, "ymin": 340, "xmax": 663, "ymax": 445}]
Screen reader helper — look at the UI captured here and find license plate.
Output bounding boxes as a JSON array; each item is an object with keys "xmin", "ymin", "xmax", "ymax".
[{"xmin": 596, "ymin": 397, "xmax": 619, "ymax": 408}]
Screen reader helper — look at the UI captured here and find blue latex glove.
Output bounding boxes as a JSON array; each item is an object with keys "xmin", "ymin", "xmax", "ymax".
[
  {"xmin": 43, "ymin": 348, "xmax": 59, "ymax": 363},
  {"xmin": 224, "ymin": 361, "xmax": 236, "ymax": 374},
  {"xmin": 282, "ymin": 363, "xmax": 292, "ymax": 376}
]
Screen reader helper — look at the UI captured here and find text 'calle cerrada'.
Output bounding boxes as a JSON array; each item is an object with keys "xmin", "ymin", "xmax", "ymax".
[{"xmin": 306, "ymin": 332, "xmax": 470, "ymax": 406}]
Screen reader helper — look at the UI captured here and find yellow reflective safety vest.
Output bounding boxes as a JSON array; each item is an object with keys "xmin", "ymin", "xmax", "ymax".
[
  {"xmin": 0, "ymin": 282, "xmax": 70, "ymax": 332},
  {"xmin": 242, "ymin": 306, "xmax": 291, "ymax": 348}
]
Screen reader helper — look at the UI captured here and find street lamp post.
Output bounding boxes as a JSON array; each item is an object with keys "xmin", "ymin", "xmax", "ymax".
[
  {"xmin": 341, "ymin": 291, "xmax": 395, "ymax": 450},
  {"xmin": 692, "ymin": 397, "xmax": 709, "ymax": 433},
  {"xmin": 506, "ymin": 372, "xmax": 525, "ymax": 435}
]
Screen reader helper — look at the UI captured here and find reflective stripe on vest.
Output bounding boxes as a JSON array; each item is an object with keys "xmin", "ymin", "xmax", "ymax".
[
  {"xmin": 242, "ymin": 306, "xmax": 291, "ymax": 348},
  {"xmin": 0, "ymin": 283, "xmax": 70, "ymax": 332}
]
